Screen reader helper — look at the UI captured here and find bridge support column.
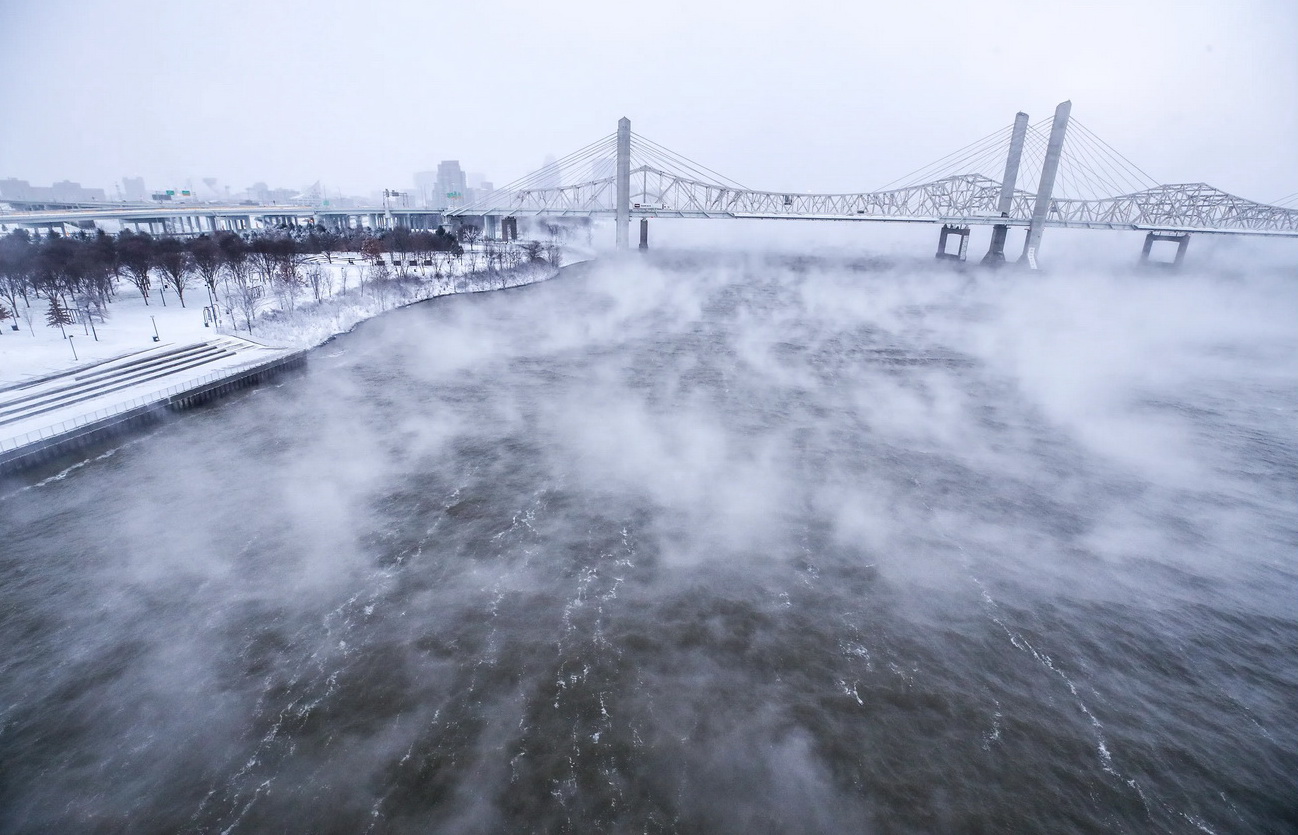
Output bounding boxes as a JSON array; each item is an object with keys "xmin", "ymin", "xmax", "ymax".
[
  {"xmin": 485, "ymin": 215, "xmax": 499, "ymax": 239},
  {"xmin": 639, "ymin": 218, "xmax": 649, "ymax": 250},
  {"xmin": 616, "ymin": 116, "xmax": 631, "ymax": 251},
  {"xmin": 1139, "ymin": 232, "xmax": 1189, "ymax": 268},
  {"xmin": 984, "ymin": 111, "xmax": 1030, "ymax": 266},
  {"xmin": 935, "ymin": 225, "xmax": 971, "ymax": 261},
  {"xmin": 1019, "ymin": 100, "xmax": 1072, "ymax": 270}
]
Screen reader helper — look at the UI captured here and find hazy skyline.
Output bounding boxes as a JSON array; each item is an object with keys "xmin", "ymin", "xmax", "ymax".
[{"xmin": 2, "ymin": 0, "xmax": 1295, "ymax": 203}]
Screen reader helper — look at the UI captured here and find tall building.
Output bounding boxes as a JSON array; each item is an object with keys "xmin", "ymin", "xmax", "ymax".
[
  {"xmin": 592, "ymin": 160, "xmax": 616, "ymax": 181},
  {"xmin": 122, "ymin": 176, "xmax": 147, "ymax": 201},
  {"xmin": 413, "ymin": 170, "xmax": 438, "ymax": 207},
  {"xmin": 539, "ymin": 154, "xmax": 561, "ymax": 190},
  {"xmin": 435, "ymin": 160, "xmax": 467, "ymax": 209}
]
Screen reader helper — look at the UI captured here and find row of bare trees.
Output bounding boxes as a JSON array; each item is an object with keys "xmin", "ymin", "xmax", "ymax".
[{"xmin": 0, "ymin": 223, "xmax": 555, "ymax": 336}]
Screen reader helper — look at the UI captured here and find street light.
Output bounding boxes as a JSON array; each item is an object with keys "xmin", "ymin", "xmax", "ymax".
[
  {"xmin": 69, "ymin": 334, "xmax": 78, "ymax": 361},
  {"xmin": 150, "ymin": 315, "xmax": 160, "ymax": 342}
]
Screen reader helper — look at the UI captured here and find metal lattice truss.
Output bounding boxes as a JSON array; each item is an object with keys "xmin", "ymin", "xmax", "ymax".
[
  {"xmin": 1047, "ymin": 184, "xmax": 1298, "ymax": 234},
  {"xmin": 457, "ymin": 168, "xmax": 1298, "ymax": 236},
  {"xmin": 447, "ymin": 128, "xmax": 1298, "ymax": 237}
]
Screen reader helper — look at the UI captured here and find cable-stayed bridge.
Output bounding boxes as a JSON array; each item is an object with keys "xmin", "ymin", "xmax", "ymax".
[
  {"xmin": 447, "ymin": 102, "xmax": 1298, "ymax": 266},
  {"xmin": 3, "ymin": 102, "xmax": 1294, "ymax": 266}
]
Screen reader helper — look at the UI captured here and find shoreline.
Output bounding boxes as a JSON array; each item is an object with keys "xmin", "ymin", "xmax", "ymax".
[{"xmin": 0, "ymin": 255, "xmax": 594, "ymax": 479}]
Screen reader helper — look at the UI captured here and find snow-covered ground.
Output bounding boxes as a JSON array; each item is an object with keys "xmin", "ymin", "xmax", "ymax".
[{"xmin": 1, "ymin": 244, "xmax": 594, "ymax": 452}]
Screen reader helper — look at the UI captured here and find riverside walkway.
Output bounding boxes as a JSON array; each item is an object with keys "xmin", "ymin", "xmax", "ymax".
[{"xmin": 0, "ymin": 337, "xmax": 298, "ymax": 475}]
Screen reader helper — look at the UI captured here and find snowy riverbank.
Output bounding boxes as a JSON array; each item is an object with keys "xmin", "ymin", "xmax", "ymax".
[
  {"xmin": 1, "ymin": 246, "xmax": 594, "ymax": 453},
  {"xmin": 1, "ymin": 244, "xmax": 594, "ymax": 387}
]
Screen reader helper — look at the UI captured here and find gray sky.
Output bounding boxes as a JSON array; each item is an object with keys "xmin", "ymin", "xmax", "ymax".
[{"xmin": 1, "ymin": 0, "xmax": 1295, "ymax": 202}]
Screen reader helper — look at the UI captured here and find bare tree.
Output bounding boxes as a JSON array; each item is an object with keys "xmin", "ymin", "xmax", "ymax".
[
  {"xmin": 456, "ymin": 224, "xmax": 481, "ymax": 256},
  {"xmin": 155, "ymin": 237, "xmax": 193, "ymax": 307},
  {"xmin": 272, "ymin": 260, "xmax": 303, "ymax": 312},
  {"xmin": 367, "ymin": 262, "xmax": 392, "ymax": 307},
  {"xmin": 118, "ymin": 231, "xmax": 155, "ymax": 305},
  {"xmin": 190, "ymin": 235, "xmax": 224, "ymax": 307},
  {"xmin": 218, "ymin": 234, "xmax": 258, "ymax": 334},
  {"xmin": 305, "ymin": 263, "xmax": 331, "ymax": 302}
]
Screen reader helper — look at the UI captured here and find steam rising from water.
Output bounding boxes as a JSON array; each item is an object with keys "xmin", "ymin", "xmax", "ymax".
[{"xmin": 2, "ymin": 251, "xmax": 1295, "ymax": 832}]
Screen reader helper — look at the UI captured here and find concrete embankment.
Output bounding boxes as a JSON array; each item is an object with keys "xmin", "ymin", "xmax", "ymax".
[{"xmin": 0, "ymin": 352, "xmax": 307, "ymax": 478}]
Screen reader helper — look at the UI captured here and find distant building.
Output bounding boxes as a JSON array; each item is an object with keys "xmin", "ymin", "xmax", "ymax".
[
  {"xmin": 0, "ymin": 177, "xmax": 106, "ymax": 205},
  {"xmin": 244, "ymin": 182, "xmax": 299, "ymax": 204},
  {"xmin": 462, "ymin": 172, "xmax": 494, "ymax": 207},
  {"xmin": 0, "ymin": 178, "xmax": 33, "ymax": 201},
  {"xmin": 539, "ymin": 155, "xmax": 560, "ymax": 190},
  {"xmin": 435, "ymin": 160, "xmax": 468, "ymax": 209},
  {"xmin": 413, "ymin": 170, "xmax": 439, "ymax": 207},
  {"xmin": 122, "ymin": 176, "xmax": 148, "ymax": 201},
  {"xmin": 592, "ymin": 159, "xmax": 615, "ymax": 181}
]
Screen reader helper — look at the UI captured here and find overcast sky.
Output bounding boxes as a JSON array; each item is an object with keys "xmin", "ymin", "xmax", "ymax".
[{"xmin": 1, "ymin": 0, "xmax": 1294, "ymax": 202}]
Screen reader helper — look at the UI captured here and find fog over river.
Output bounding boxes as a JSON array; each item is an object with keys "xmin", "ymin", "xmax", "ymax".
[{"xmin": 2, "ymin": 251, "xmax": 1295, "ymax": 833}]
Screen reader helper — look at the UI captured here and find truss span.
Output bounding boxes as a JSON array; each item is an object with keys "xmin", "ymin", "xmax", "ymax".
[
  {"xmin": 447, "ymin": 125, "xmax": 1298, "ymax": 238},
  {"xmin": 452, "ymin": 168, "xmax": 1298, "ymax": 236}
]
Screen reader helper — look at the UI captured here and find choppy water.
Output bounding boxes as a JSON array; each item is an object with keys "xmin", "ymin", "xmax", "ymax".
[{"xmin": 2, "ymin": 252, "xmax": 1296, "ymax": 833}]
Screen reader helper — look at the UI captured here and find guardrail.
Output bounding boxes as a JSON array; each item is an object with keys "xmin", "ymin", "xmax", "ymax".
[{"xmin": 0, "ymin": 353, "xmax": 295, "ymax": 453}]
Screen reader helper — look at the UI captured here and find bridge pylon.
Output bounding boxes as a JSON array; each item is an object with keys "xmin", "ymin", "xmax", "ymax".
[
  {"xmin": 615, "ymin": 117, "xmax": 631, "ymax": 250},
  {"xmin": 1019, "ymin": 100, "xmax": 1071, "ymax": 269},
  {"xmin": 982, "ymin": 111, "xmax": 1030, "ymax": 266}
]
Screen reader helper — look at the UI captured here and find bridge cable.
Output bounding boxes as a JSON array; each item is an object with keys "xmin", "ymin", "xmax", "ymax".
[
  {"xmin": 874, "ymin": 122, "xmax": 1017, "ymax": 191},
  {"xmin": 885, "ymin": 125, "xmax": 1017, "ymax": 189},
  {"xmin": 631, "ymin": 133, "xmax": 750, "ymax": 190},
  {"xmin": 875, "ymin": 123, "xmax": 1012, "ymax": 188},
  {"xmin": 456, "ymin": 133, "xmax": 618, "ymax": 211},
  {"xmin": 1063, "ymin": 131, "xmax": 1135, "ymax": 198},
  {"xmin": 630, "ymin": 133, "xmax": 748, "ymax": 188},
  {"xmin": 1062, "ymin": 126, "xmax": 1152, "ymax": 198},
  {"xmin": 633, "ymin": 143, "xmax": 734, "ymax": 194},
  {"xmin": 463, "ymin": 133, "xmax": 615, "ymax": 203},
  {"xmin": 1070, "ymin": 120, "xmax": 1159, "ymax": 189}
]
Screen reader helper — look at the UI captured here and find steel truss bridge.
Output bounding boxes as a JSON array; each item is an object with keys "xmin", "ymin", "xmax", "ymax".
[{"xmin": 446, "ymin": 102, "xmax": 1297, "ymax": 265}]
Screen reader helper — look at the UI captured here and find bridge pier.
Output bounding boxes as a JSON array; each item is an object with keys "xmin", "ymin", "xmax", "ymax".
[
  {"xmin": 935, "ymin": 225, "xmax": 970, "ymax": 261},
  {"xmin": 1139, "ymin": 232, "xmax": 1189, "ymax": 268},
  {"xmin": 639, "ymin": 218, "xmax": 649, "ymax": 250}
]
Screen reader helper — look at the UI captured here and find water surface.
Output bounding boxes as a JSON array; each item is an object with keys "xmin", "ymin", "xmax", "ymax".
[{"xmin": 2, "ymin": 252, "xmax": 1296, "ymax": 833}]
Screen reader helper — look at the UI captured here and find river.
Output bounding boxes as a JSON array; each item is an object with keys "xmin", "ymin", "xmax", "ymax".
[{"xmin": 2, "ymin": 251, "xmax": 1295, "ymax": 833}]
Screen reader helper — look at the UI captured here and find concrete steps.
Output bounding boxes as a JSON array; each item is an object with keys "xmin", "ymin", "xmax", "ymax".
[{"xmin": 0, "ymin": 341, "xmax": 247, "ymax": 427}]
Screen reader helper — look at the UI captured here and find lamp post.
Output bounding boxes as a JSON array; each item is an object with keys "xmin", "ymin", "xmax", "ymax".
[
  {"xmin": 150, "ymin": 315, "xmax": 160, "ymax": 342},
  {"xmin": 69, "ymin": 334, "xmax": 78, "ymax": 361}
]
